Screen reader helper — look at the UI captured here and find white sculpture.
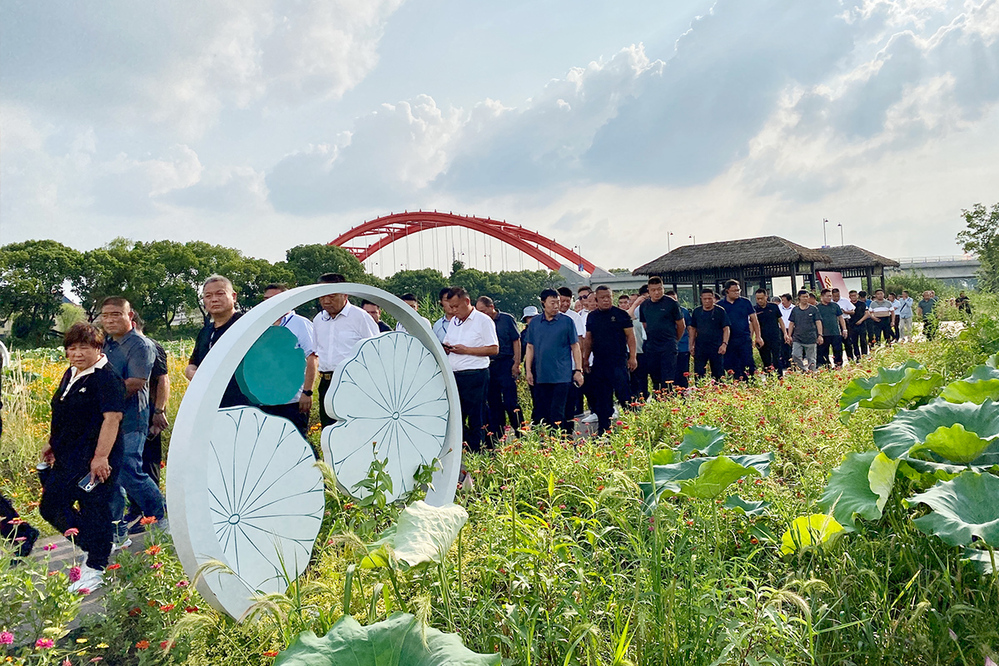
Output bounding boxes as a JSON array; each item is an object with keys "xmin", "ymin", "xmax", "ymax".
[{"xmin": 167, "ymin": 284, "xmax": 461, "ymax": 620}]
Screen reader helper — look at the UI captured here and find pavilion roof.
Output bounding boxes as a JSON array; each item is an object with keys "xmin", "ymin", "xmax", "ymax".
[
  {"xmin": 813, "ymin": 245, "xmax": 900, "ymax": 270},
  {"xmin": 633, "ymin": 236, "xmax": 831, "ymax": 276}
]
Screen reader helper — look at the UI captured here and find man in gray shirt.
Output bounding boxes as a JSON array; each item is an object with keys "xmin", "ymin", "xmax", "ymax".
[
  {"xmin": 785, "ymin": 290, "xmax": 823, "ymax": 372},
  {"xmin": 917, "ymin": 290, "xmax": 938, "ymax": 340}
]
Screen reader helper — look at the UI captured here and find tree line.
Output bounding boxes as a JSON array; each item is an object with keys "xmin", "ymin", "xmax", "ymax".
[{"xmin": 0, "ymin": 238, "xmax": 562, "ymax": 345}]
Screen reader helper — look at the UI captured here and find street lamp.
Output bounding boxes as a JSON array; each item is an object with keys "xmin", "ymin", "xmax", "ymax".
[
  {"xmin": 689, "ymin": 234, "xmax": 696, "ymax": 245},
  {"xmin": 822, "ymin": 219, "xmax": 829, "ymax": 247},
  {"xmin": 667, "ymin": 231, "xmax": 674, "ymax": 252},
  {"xmin": 838, "ymin": 223, "xmax": 844, "ymax": 246}
]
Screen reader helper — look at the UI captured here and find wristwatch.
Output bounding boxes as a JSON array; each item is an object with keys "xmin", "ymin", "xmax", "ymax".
[
  {"xmin": 302, "ymin": 390, "xmax": 314, "ymax": 396},
  {"xmin": 153, "ymin": 408, "xmax": 165, "ymax": 415}
]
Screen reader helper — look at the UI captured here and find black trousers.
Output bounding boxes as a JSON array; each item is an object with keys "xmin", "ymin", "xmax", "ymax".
[
  {"xmin": 758, "ymin": 337, "xmax": 785, "ymax": 375},
  {"xmin": 847, "ymin": 324, "xmax": 868, "ymax": 359},
  {"xmin": 674, "ymin": 351, "xmax": 690, "ymax": 388},
  {"xmin": 871, "ymin": 317, "xmax": 893, "ymax": 345},
  {"xmin": 694, "ymin": 348, "xmax": 725, "ymax": 380},
  {"xmin": 589, "ymin": 362, "xmax": 631, "ymax": 434},
  {"xmin": 922, "ymin": 316, "xmax": 938, "ymax": 340},
  {"xmin": 39, "ymin": 467, "xmax": 117, "ymax": 570},
  {"xmin": 455, "ymin": 368, "xmax": 490, "ymax": 453},
  {"xmin": 724, "ymin": 338, "xmax": 756, "ymax": 381},
  {"xmin": 630, "ymin": 353, "xmax": 650, "ymax": 402},
  {"xmin": 645, "ymin": 349, "xmax": 678, "ymax": 395},
  {"xmin": 260, "ymin": 401, "xmax": 311, "ymax": 438},
  {"xmin": 487, "ymin": 357, "xmax": 522, "ymax": 442},
  {"xmin": 533, "ymin": 382, "xmax": 571, "ymax": 432},
  {"xmin": 318, "ymin": 374, "xmax": 336, "ymax": 427},
  {"xmin": 817, "ymin": 334, "xmax": 845, "ymax": 368}
]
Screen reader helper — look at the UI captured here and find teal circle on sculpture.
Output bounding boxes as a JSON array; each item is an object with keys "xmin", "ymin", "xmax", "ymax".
[{"xmin": 235, "ymin": 326, "xmax": 306, "ymax": 405}]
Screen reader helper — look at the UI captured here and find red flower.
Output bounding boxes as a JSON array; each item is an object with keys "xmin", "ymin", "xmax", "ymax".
[
  {"xmin": 144, "ymin": 545, "xmax": 161, "ymax": 555},
  {"xmin": 263, "ymin": 651, "xmax": 279, "ymax": 657},
  {"xmin": 184, "ymin": 606, "xmax": 199, "ymax": 613},
  {"xmin": 107, "ymin": 563, "xmax": 121, "ymax": 571},
  {"xmin": 139, "ymin": 516, "xmax": 158, "ymax": 526},
  {"xmin": 160, "ymin": 604, "xmax": 175, "ymax": 612},
  {"xmin": 160, "ymin": 640, "xmax": 173, "ymax": 650},
  {"xmin": 135, "ymin": 640, "xmax": 150, "ymax": 649}
]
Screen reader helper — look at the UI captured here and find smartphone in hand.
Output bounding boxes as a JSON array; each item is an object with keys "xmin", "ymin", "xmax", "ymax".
[{"xmin": 77, "ymin": 473, "xmax": 101, "ymax": 493}]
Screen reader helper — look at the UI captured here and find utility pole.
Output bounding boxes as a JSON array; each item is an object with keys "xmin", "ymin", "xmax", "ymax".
[{"xmin": 822, "ymin": 219, "xmax": 829, "ymax": 247}]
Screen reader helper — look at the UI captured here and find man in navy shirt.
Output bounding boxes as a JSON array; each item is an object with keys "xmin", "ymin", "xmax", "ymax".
[
  {"xmin": 476, "ymin": 296, "xmax": 523, "ymax": 442},
  {"xmin": 689, "ymin": 289, "xmax": 731, "ymax": 380},
  {"xmin": 525, "ymin": 289, "xmax": 582, "ymax": 432},
  {"xmin": 667, "ymin": 290, "xmax": 693, "ymax": 388},
  {"xmin": 720, "ymin": 280, "xmax": 761, "ymax": 381},
  {"xmin": 638, "ymin": 277, "xmax": 685, "ymax": 396},
  {"xmin": 753, "ymin": 288, "xmax": 786, "ymax": 376},
  {"xmin": 582, "ymin": 286, "xmax": 637, "ymax": 435}
]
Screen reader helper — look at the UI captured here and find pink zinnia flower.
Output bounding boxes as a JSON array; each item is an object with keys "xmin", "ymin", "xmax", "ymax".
[
  {"xmin": 77, "ymin": 588, "xmax": 91, "ymax": 596},
  {"xmin": 176, "ymin": 580, "xmax": 189, "ymax": 588},
  {"xmin": 0, "ymin": 631, "xmax": 14, "ymax": 645},
  {"xmin": 64, "ymin": 528, "xmax": 79, "ymax": 537},
  {"xmin": 68, "ymin": 566, "xmax": 82, "ymax": 583},
  {"xmin": 35, "ymin": 637, "xmax": 55, "ymax": 649},
  {"xmin": 43, "ymin": 543, "xmax": 57, "ymax": 551}
]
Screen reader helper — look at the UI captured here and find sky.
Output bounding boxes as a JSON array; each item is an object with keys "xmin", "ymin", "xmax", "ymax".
[{"xmin": 2, "ymin": 0, "xmax": 997, "ymax": 276}]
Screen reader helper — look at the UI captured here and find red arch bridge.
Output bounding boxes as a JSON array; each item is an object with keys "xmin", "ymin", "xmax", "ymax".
[{"xmin": 329, "ymin": 211, "xmax": 598, "ymax": 274}]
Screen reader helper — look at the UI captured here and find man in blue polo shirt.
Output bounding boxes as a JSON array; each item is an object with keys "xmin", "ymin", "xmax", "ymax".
[
  {"xmin": 476, "ymin": 296, "xmax": 523, "ymax": 441},
  {"xmin": 721, "ymin": 280, "xmax": 761, "ymax": 381},
  {"xmin": 525, "ymin": 289, "xmax": 582, "ymax": 432},
  {"xmin": 100, "ymin": 296, "xmax": 166, "ymax": 537}
]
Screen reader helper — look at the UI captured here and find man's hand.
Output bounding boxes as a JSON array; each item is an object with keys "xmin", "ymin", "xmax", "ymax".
[
  {"xmin": 150, "ymin": 411, "xmax": 169, "ymax": 436},
  {"xmin": 90, "ymin": 455, "xmax": 112, "ymax": 483},
  {"xmin": 754, "ymin": 337, "xmax": 764, "ymax": 349},
  {"xmin": 784, "ymin": 334, "xmax": 792, "ymax": 345},
  {"xmin": 450, "ymin": 344, "xmax": 471, "ymax": 355},
  {"xmin": 817, "ymin": 335, "xmax": 824, "ymax": 345},
  {"xmin": 298, "ymin": 393, "xmax": 313, "ymax": 414},
  {"xmin": 512, "ymin": 365, "xmax": 521, "ymax": 379},
  {"xmin": 41, "ymin": 444, "xmax": 55, "ymax": 465},
  {"xmin": 627, "ymin": 356, "xmax": 638, "ymax": 372},
  {"xmin": 718, "ymin": 342, "xmax": 728, "ymax": 355},
  {"xmin": 526, "ymin": 370, "xmax": 534, "ymax": 387}
]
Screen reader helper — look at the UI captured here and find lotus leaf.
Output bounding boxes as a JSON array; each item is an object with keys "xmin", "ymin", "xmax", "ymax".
[
  {"xmin": 360, "ymin": 502, "xmax": 467, "ymax": 570},
  {"xmin": 908, "ymin": 472, "xmax": 999, "ymax": 547},
  {"xmin": 962, "ymin": 547, "xmax": 996, "ymax": 574},
  {"xmin": 641, "ymin": 453, "xmax": 772, "ymax": 507},
  {"xmin": 650, "ymin": 449, "xmax": 676, "ymax": 466},
  {"xmin": 873, "ymin": 399, "xmax": 999, "ymax": 461},
  {"xmin": 989, "ymin": 352, "xmax": 999, "ymax": 369},
  {"xmin": 676, "ymin": 425, "xmax": 726, "ymax": 458},
  {"xmin": 869, "ymin": 452, "xmax": 900, "ymax": 513},
  {"xmin": 779, "ymin": 514, "xmax": 845, "ymax": 556},
  {"xmin": 274, "ymin": 612, "xmax": 501, "ymax": 666},
  {"xmin": 940, "ymin": 364, "xmax": 999, "ymax": 404},
  {"xmin": 838, "ymin": 360, "xmax": 943, "ymax": 422},
  {"xmin": 817, "ymin": 451, "xmax": 883, "ymax": 529},
  {"xmin": 909, "ymin": 424, "xmax": 995, "ymax": 465},
  {"xmin": 723, "ymin": 496, "xmax": 770, "ymax": 517}
]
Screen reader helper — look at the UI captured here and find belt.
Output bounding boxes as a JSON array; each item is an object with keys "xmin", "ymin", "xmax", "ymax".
[
  {"xmin": 319, "ymin": 371, "xmax": 334, "ymax": 380},
  {"xmin": 454, "ymin": 368, "xmax": 488, "ymax": 376}
]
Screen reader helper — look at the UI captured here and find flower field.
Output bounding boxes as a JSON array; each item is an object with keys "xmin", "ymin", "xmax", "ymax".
[{"xmin": 2, "ymin": 304, "xmax": 998, "ymax": 666}]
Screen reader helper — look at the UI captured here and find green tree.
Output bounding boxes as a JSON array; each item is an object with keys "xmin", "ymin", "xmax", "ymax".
[
  {"xmin": 384, "ymin": 269, "xmax": 449, "ymax": 301},
  {"xmin": 227, "ymin": 256, "xmax": 296, "ymax": 309},
  {"xmin": 285, "ymin": 244, "xmax": 365, "ymax": 286},
  {"xmin": 957, "ymin": 202, "xmax": 999, "ymax": 292},
  {"xmin": 0, "ymin": 239, "xmax": 82, "ymax": 345}
]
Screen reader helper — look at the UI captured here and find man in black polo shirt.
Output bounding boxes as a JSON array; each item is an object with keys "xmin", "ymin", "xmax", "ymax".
[
  {"xmin": 476, "ymin": 296, "xmax": 523, "ymax": 442},
  {"xmin": 185, "ymin": 275, "xmax": 251, "ymax": 408},
  {"xmin": 720, "ymin": 279, "xmax": 760, "ymax": 381},
  {"xmin": 689, "ymin": 289, "xmax": 731, "ymax": 380},
  {"xmin": 638, "ymin": 277, "xmax": 684, "ymax": 396},
  {"xmin": 753, "ymin": 288, "xmax": 786, "ymax": 376},
  {"xmin": 582, "ymin": 286, "xmax": 637, "ymax": 435}
]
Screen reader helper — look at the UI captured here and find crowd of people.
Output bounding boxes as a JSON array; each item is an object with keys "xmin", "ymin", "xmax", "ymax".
[{"xmin": 0, "ymin": 272, "xmax": 949, "ymax": 587}]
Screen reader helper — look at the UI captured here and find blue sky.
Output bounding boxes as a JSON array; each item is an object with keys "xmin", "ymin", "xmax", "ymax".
[{"xmin": 2, "ymin": 0, "xmax": 997, "ymax": 275}]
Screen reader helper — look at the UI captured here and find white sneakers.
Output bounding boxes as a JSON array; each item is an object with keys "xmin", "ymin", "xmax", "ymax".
[
  {"xmin": 69, "ymin": 564, "xmax": 104, "ymax": 593},
  {"xmin": 111, "ymin": 535, "xmax": 132, "ymax": 553}
]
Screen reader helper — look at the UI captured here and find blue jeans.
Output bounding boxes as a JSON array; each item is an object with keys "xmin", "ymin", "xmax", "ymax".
[{"xmin": 111, "ymin": 431, "xmax": 165, "ymax": 530}]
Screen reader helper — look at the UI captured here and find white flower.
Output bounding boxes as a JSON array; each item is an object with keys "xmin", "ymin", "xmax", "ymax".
[{"xmin": 322, "ymin": 333, "xmax": 449, "ymax": 502}]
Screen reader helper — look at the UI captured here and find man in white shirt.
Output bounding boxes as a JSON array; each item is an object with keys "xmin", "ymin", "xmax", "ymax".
[
  {"xmin": 778, "ymin": 293, "xmax": 795, "ymax": 373},
  {"xmin": 394, "ymin": 293, "xmax": 431, "ymax": 333},
  {"xmin": 442, "ymin": 287, "xmax": 499, "ymax": 453},
  {"xmin": 432, "ymin": 287, "xmax": 453, "ymax": 343},
  {"xmin": 312, "ymin": 273, "xmax": 380, "ymax": 426},
  {"xmin": 895, "ymin": 290, "xmax": 914, "ymax": 341},
  {"xmin": 261, "ymin": 283, "xmax": 317, "ymax": 437}
]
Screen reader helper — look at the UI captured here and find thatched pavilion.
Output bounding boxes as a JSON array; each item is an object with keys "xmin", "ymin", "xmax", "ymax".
[
  {"xmin": 632, "ymin": 236, "xmax": 831, "ymax": 302},
  {"xmin": 812, "ymin": 245, "xmax": 900, "ymax": 293}
]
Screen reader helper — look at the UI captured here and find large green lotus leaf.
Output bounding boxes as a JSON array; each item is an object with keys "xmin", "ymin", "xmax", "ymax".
[
  {"xmin": 940, "ymin": 365, "xmax": 999, "ymax": 404},
  {"xmin": 909, "ymin": 424, "xmax": 996, "ymax": 465},
  {"xmin": 676, "ymin": 425, "xmax": 726, "ymax": 458},
  {"xmin": 780, "ymin": 514, "xmax": 845, "ymax": 556},
  {"xmin": 236, "ymin": 326, "xmax": 306, "ymax": 405},
  {"xmin": 988, "ymin": 352, "xmax": 999, "ymax": 369},
  {"xmin": 274, "ymin": 612, "xmax": 501, "ymax": 666},
  {"xmin": 908, "ymin": 472, "xmax": 999, "ymax": 547},
  {"xmin": 817, "ymin": 451, "xmax": 882, "ymax": 529},
  {"xmin": 962, "ymin": 547, "xmax": 996, "ymax": 574},
  {"xmin": 641, "ymin": 453, "xmax": 772, "ymax": 507},
  {"xmin": 723, "ymin": 495, "xmax": 770, "ymax": 517},
  {"xmin": 873, "ymin": 399, "xmax": 999, "ymax": 460},
  {"xmin": 678, "ymin": 456, "xmax": 761, "ymax": 500},
  {"xmin": 869, "ymin": 452, "xmax": 900, "ymax": 513},
  {"xmin": 839, "ymin": 360, "xmax": 943, "ymax": 422},
  {"xmin": 360, "ymin": 502, "xmax": 467, "ymax": 571}
]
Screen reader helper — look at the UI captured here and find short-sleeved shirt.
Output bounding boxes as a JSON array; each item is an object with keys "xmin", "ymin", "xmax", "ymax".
[
  {"xmin": 816, "ymin": 302, "xmax": 844, "ymax": 336},
  {"xmin": 849, "ymin": 300, "xmax": 868, "ymax": 326},
  {"xmin": 147, "ymin": 339, "xmax": 168, "ymax": 423},
  {"xmin": 631, "ymin": 310, "xmax": 645, "ymax": 354},
  {"xmin": 789, "ymin": 305, "xmax": 820, "ymax": 344},
  {"xmin": 778, "ymin": 303, "xmax": 795, "ymax": 327},
  {"xmin": 432, "ymin": 316, "xmax": 449, "ymax": 343},
  {"xmin": 918, "ymin": 298, "xmax": 936, "ymax": 317},
  {"xmin": 278, "ymin": 312, "xmax": 316, "ymax": 404},
  {"xmin": 313, "ymin": 302, "xmax": 380, "ymax": 373},
  {"xmin": 444, "ymin": 308, "xmax": 499, "ymax": 372},
  {"xmin": 869, "ymin": 299, "xmax": 893, "ymax": 319},
  {"xmin": 677, "ymin": 307, "xmax": 692, "ymax": 353},
  {"xmin": 836, "ymin": 297, "xmax": 855, "ymax": 321},
  {"xmin": 722, "ymin": 297, "xmax": 755, "ymax": 341},
  {"xmin": 489, "ymin": 311, "xmax": 520, "ymax": 360},
  {"xmin": 49, "ymin": 356, "xmax": 125, "ymax": 476},
  {"xmin": 561, "ymin": 308, "xmax": 586, "ymax": 338},
  {"xmin": 525, "ymin": 313, "xmax": 578, "ymax": 384},
  {"xmin": 190, "ymin": 311, "xmax": 251, "ymax": 408},
  {"xmin": 103, "ymin": 327, "xmax": 155, "ymax": 434},
  {"xmin": 754, "ymin": 302, "xmax": 784, "ymax": 341},
  {"xmin": 376, "ymin": 320, "xmax": 392, "ymax": 333},
  {"xmin": 690, "ymin": 305, "xmax": 731, "ymax": 349},
  {"xmin": 639, "ymin": 297, "xmax": 684, "ymax": 354},
  {"xmin": 586, "ymin": 307, "xmax": 633, "ymax": 364}
]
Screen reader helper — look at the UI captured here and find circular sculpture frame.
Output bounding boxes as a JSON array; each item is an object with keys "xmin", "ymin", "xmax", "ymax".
[{"xmin": 166, "ymin": 284, "xmax": 462, "ymax": 620}]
